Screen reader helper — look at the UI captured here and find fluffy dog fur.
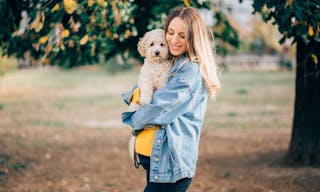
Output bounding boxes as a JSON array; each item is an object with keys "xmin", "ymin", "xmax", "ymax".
[
  {"xmin": 128, "ymin": 28, "xmax": 172, "ymax": 111},
  {"xmin": 128, "ymin": 29, "xmax": 172, "ymax": 167}
]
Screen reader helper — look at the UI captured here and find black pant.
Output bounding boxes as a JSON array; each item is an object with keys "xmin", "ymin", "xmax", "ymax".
[{"xmin": 138, "ymin": 154, "xmax": 192, "ymax": 192}]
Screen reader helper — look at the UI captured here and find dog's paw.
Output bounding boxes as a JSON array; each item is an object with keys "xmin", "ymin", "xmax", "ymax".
[
  {"xmin": 128, "ymin": 103, "xmax": 140, "ymax": 111},
  {"xmin": 139, "ymin": 96, "xmax": 152, "ymax": 106},
  {"xmin": 128, "ymin": 136, "xmax": 136, "ymax": 163}
]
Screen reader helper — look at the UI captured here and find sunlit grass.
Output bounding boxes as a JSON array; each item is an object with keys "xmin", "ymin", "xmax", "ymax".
[
  {"xmin": 205, "ymin": 71, "xmax": 295, "ymax": 129},
  {"xmin": 0, "ymin": 68, "xmax": 294, "ymax": 131}
]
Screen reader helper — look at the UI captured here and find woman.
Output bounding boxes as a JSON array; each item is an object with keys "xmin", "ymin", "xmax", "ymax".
[{"xmin": 122, "ymin": 6, "xmax": 221, "ymax": 192}]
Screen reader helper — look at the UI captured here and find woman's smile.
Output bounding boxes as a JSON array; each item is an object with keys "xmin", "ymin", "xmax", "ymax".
[{"xmin": 166, "ymin": 17, "xmax": 187, "ymax": 57}]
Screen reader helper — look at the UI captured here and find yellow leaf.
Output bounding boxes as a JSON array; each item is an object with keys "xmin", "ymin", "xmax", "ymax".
[
  {"xmin": 63, "ymin": 0, "xmax": 77, "ymax": 14},
  {"xmin": 39, "ymin": 36, "xmax": 48, "ymax": 44},
  {"xmin": 13, "ymin": 30, "xmax": 21, "ymax": 36},
  {"xmin": 311, "ymin": 54, "xmax": 318, "ymax": 64},
  {"xmin": 60, "ymin": 43, "xmax": 66, "ymax": 51},
  {"xmin": 308, "ymin": 25, "xmax": 314, "ymax": 36},
  {"xmin": 285, "ymin": 0, "xmax": 293, "ymax": 7},
  {"xmin": 45, "ymin": 43, "xmax": 53, "ymax": 53},
  {"xmin": 97, "ymin": 0, "xmax": 107, "ymax": 7},
  {"xmin": 80, "ymin": 35, "xmax": 89, "ymax": 45},
  {"xmin": 183, "ymin": 0, "xmax": 190, "ymax": 7},
  {"xmin": 61, "ymin": 29, "xmax": 70, "ymax": 38},
  {"xmin": 124, "ymin": 29, "xmax": 131, "ymax": 39},
  {"xmin": 88, "ymin": 0, "xmax": 94, "ymax": 7},
  {"xmin": 41, "ymin": 58, "xmax": 50, "ymax": 65},
  {"xmin": 31, "ymin": 16, "xmax": 43, "ymax": 32},
  {"xmin": 91, "ymin": 43, "xmax": 96, "ymax": 56},
  {"xmin": 31, "ymin": 12, "xmax": 45, "ymax": 32},
  {"xmin": 113, "ymin": 33, "xmax": 119, "ymax": 39},
  {"xmin": 105, "ymin": 30, "xmax": 111, "ymax": 37},
  {"xmin": 34, "ymin": 22, "xmax": 43, "ymax": 32},
  {"xmin": 72, "ymin": 22, "xmax": 81, "ymax": 32},
  {"xmin": 51, "ymin": 4, "xmax": 60, "ymax": 12},
  {"xmin": 68, "ymin": 40, "xmax": 75, "ymax": 48}
]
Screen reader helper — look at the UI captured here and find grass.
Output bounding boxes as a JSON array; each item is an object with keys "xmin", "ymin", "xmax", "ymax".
[
  {"xmin": 0, "ymin": 68, "xmax": 301, "ymax": 192},
  {"xmin": 0, "ymin": 68, "xmax": 295, "ymax": 131},
  {"xmin": 205, "ymin": 71, "xmax": 295, "ymax": 129}
]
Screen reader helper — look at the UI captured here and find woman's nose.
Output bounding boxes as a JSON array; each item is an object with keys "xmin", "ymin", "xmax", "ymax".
[{"xmin": 171, "ymin": 35, "xmax": 178, "ymax": 43}]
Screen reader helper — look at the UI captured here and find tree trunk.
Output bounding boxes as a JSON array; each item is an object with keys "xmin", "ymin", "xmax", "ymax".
[{"xmin": 285, "ymin": 39, "xmax": 320, "ymax": 166}]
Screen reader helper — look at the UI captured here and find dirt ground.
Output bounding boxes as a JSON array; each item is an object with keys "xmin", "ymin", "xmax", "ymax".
[{"xmin": 1, "ymin": 126, "xmax": 320, "ymax": 192}]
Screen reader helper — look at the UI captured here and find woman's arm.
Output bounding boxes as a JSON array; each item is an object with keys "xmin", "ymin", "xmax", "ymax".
[{"xmin": 122, "ymin": 61, "xmax": 198, "ymax": 133}]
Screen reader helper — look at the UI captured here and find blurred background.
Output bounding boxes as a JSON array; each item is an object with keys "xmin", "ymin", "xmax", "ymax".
[{"xmin": 1, "ymin": 0, "xmax": 319, "ymax": 192}]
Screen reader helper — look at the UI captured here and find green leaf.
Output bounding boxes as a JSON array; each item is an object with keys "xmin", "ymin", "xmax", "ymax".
[
  {"xmin": 279, "ymin": 36, "xmax": 286, "ymax": 44},
  {"xmin": 11, "ymin": 162, "xmax": 27, "ymax": 170},
  {"xmin": 301, "ymin": 33, "xmax": 310, "ymax": 44},
  {"xmin": 311, "ymin": 54, "xmax": 318, "ymax": 64},
  {"xmin": 314, "ymin": 34, "xmax": 320, "ymax": 42}
]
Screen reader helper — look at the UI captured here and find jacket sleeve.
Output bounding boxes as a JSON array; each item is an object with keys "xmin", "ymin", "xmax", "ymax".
[
  {"xmin": 121, "ymin": 84, "xmax": 138, "ymax": 105},
  {"xmin": 122, "ymin": 62, "xmax": 198, "ymax": 133}
]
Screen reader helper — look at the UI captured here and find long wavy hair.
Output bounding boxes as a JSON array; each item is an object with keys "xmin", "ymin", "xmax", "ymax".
[{"xmin": 164, "ymin": 6, "xmax": 221, "ymax": 98}]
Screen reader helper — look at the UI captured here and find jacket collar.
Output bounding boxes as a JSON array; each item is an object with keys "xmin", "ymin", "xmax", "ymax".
[{"xmin": 168, "ymin": 53, "xmax": 189, "ymax": 74}]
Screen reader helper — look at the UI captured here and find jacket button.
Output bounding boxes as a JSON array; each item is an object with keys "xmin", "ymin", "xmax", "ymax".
[
  {"xmin": 155, "ymin": 157, "xmax": 159, "ymax": 161},
  {"xmin": 155, "ymin": 175, "xmax": 158, "ymax": 180},
  {"xmin": 157, "ymin": 139, "xmax": 161, "ymax": 144}
]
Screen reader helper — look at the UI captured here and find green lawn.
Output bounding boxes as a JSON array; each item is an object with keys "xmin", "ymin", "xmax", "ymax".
[
  {"xmin": 0, "ymin": 68, "xmax": 301, "ymax": 192},
  {"xmin": 0, "ymin": 69, "xmax": 295, "ymax": 130}
]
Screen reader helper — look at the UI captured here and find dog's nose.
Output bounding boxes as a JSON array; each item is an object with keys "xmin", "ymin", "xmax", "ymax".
[{"xmin": 155, "ymin": 51, "xmax": 160, "ymax": 56}]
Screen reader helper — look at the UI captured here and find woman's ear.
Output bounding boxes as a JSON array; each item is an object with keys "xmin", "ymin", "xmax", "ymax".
[{"xmin": 137, "ymin": 36, "xmax": 146, "ymax": 57}]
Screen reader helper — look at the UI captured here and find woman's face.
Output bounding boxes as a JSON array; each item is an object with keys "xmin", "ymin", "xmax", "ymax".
[{"xmin": 166, "ymin": 17, "xmax": 187, "ymax": 57}]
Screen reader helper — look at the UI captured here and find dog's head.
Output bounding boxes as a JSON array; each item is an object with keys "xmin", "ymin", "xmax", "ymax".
[{"xmin": 137, "ymin": 29, "xmax": 169, "ymax": 62}]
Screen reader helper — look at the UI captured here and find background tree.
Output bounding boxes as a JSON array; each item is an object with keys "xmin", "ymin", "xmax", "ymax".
[
  {"xmin": 249, "ymin": 0, "xmax": 320, "ymax": 166},
  {"xmin": 249, "ymin": 15, "xmax": 282, "ymax": 55},
  {"xmin": 0, "ymin": 0, "xmax": 139, "ymax": 68},
  {"xmin": 0, "ymin": 0, "xmax": 239, "ymax": 69}
]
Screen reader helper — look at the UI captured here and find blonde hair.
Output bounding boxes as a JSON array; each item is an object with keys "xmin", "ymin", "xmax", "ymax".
[{"xmin": 164, "ymin": 6, "xmax": 221, "ymax": 98}]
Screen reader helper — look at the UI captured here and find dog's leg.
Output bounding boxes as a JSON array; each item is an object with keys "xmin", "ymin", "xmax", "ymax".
[
  {"xmin": 128, "ymin": 102, "xmax": 140, "ymax": 112},
  {"xmin": 128, "ymin": 135, "xmax": 140, "ymax": 168},
  {"xmin": 139, "ymin": 84, "xmax": 153, "ymax": 105},
  {"xmin": 139, "ymin": 65, "xmax": 154, "ymax": 105}
]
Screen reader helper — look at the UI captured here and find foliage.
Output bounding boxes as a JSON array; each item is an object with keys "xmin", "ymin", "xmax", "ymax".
[
  {"xmin": 212, "ymin": 11, "xmax": 239, "ymax": 55},
  {"xmin": 0, "ymin": 0, "xmax": 239, "ymax": 68},
  {"xmin": 248, "ymin": 0, "xmax": 320, "ymax": 62},
  {"xmin": 251, "ymin": 0, "xmax": 320, "ymax": 44},
  {"xmin": 248, "ymin": 15, "xmax": 282, "ymax": 54},
  {"xmin": 0, "ymin": 0, "xmax": 138, "ymax": 68},
  {"xmin": 246, "ymin": 0, "xmax": 320, "ymax": 166}
]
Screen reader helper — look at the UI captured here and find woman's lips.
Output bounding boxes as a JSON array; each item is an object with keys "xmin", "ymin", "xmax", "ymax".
[{"xmin": 169, "ymin": 44, "xmax": 181, "ymax": 51}]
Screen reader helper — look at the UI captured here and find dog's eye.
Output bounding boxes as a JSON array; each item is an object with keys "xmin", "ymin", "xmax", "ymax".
[
  {"xmin": 160, "ymin": 43, "xmax": 164, "ymax": 46},
  {"xmin": 150, "ymin": 42, "xmax": 154, "ymax": 46}
]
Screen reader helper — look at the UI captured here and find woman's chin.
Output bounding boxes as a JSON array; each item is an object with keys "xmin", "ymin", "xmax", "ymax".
[{"xmin": 170, "ymin": 50, "xmax": 184, "ymax": 56}]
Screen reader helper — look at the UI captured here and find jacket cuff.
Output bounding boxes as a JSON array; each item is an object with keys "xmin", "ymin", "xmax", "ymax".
[{"xmin": 122, "ymin": 84, "xmax": 138, "ymax": 105}]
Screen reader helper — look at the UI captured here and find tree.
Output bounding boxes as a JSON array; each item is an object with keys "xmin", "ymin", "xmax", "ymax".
[
  {"xmin": 0, "ymin": 0, "xmax": 139, "ymax": 68},
  {"xmin": 249, "ymin": 0, "xmax": 320, "ymax": 166},
  {"xmin": 0, "ymin": 0, "xmax": 239, "ymax": 69}
]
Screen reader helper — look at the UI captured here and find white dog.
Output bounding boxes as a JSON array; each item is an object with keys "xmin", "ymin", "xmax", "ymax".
[
  {"xmin": 128, "ymin": 28, "xmax": 172, "ymax": 111},
  {"xmin": 128, "ymin": 29, "xmax": 172, "ymax": 167}
]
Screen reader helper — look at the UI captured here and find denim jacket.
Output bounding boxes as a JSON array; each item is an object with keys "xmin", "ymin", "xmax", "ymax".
[{"xmin": 122, "ymin": 55, "xmax": 208, "ymax": 183}]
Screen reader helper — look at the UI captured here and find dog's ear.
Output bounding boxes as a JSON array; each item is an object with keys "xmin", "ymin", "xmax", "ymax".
[{"xmin": 137, "ymin": 36, "xmax": 146, "ymax": 57}]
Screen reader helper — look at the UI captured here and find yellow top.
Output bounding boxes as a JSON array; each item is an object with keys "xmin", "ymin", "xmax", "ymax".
[{"xmin": 131, "ymin": 88, "xmax": 158, "ymax": 157}]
